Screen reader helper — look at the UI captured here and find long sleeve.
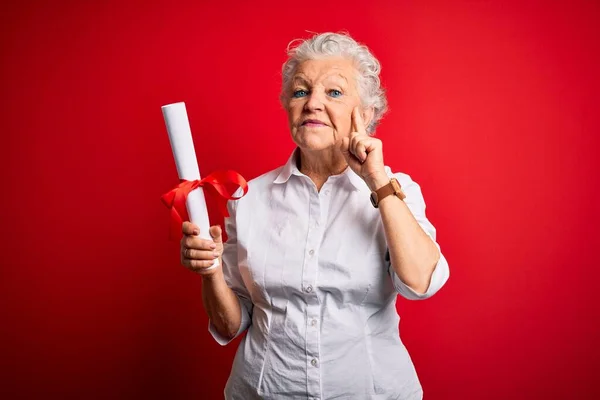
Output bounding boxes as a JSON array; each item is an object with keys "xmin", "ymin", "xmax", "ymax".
[
  {"xmin": 208, "ymin": 195, "xmax": 254, "ymax": 345},
  {"xmin": 387, "ymin": 173, "xmax": 450, "ymax": 300}
]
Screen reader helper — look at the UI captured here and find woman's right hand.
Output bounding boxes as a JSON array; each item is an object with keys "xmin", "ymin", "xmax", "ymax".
[{"xmin": 180, "ymin": 222, "xmax": 223, "ymax": 277}]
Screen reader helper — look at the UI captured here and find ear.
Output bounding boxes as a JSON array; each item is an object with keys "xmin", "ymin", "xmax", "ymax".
[{"xmin": 361, "ymin": 106, "xmax": 375, "ymax": 132}]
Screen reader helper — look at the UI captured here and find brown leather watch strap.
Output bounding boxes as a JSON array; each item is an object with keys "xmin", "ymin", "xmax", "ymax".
[{"xmin": 370, "ymin": 178, "xmax": 406, "ymax": 208}]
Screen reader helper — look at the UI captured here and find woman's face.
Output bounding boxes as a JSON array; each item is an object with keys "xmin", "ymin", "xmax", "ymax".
[{"xmin": 285, "ymin": 57, "xmax": 369, "ymax": 152}]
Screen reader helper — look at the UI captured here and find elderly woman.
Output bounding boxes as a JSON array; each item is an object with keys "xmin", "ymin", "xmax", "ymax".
[{"xmin": 180, "ymin": 32, "xmax": 450, "ymax": 399}]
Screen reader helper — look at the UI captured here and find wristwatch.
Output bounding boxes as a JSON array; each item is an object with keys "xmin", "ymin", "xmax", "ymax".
[{"xmin": 370, "ymin": 178, "xmax": 406, "ymax": 208}]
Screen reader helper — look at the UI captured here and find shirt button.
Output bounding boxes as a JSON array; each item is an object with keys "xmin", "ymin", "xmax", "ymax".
[
  {"xmin": 324, "ymin": 190, "xmax": 330, "ymax": 195},
  {"xmin": 311, "ymin": 358, "xmax": 318, "ymax": 367},
  {"xmin": 311, "ymin": 319, "xmax": 317, "ymax": 326},
  {"xmin": 309, "ymin": 249, "xmax": 315, "ymax": 256},
  {"xmin": 305, "ymin": 285, "xmax": 313, "ymax": 293}
]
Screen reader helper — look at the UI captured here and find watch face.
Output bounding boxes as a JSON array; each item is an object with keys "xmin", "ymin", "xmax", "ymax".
[{"xmin": 370, "ymin": 192, "xmax": 379, "ymax": 208}]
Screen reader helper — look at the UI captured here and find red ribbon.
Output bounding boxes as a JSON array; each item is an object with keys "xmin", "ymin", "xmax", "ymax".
[{"xmin": 161, "ymin": 170, "xmax": 248, "ymax": 239}]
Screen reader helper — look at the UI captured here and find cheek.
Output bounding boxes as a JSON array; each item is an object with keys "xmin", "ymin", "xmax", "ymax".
[
  {"xmin": 286, "ymin": 105, "xmax": 300, "ymax": 134},
  {"xmin": 287, "ymin": 102, "xmax": 303, "ymax": 122},
  {"xmin": 329, "ymin": 104, "xmax": 353, "ymax": 132}
]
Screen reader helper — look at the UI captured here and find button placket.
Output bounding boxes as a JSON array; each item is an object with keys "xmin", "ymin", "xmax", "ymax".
[
  {"xmin": 304, "ymin": 181, "xmax": 324, "ymax": 399},
  {"xmin": 303, "ymin": 188, "xmax": 321, "ymax": 296}
]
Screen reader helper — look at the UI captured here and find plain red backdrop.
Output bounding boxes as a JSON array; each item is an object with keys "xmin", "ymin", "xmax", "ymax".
[{"xmin": 1, "ymin": 0, "xmax": 599, "ymax": 398}]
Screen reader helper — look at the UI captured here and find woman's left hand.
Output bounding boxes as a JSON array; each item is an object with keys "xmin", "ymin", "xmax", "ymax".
[{"xmin": 340, "ymin": 107, "xmax": 389, "ymax": 191}]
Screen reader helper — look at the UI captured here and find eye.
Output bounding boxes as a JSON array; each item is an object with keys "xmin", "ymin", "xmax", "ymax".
[
  {"xmin": 292, "ymin": 89, "xmax": 308, "ymax": 98},
  {"xmin": 328, "ymin": 89, "xmax": 343, "ymax": 98}
]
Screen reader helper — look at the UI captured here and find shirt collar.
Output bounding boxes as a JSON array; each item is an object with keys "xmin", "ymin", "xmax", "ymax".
[
  {"xmin": 273, "ymin": 148, "xmax": 373, "ymax": 193},
  {"xmin": 273, "ymin": 148, "xmax": 303, "ymax": 184}
]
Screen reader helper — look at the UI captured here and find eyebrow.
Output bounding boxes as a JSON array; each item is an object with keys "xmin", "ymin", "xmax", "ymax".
[
  {"xmin": 291, "ymin": 76, "xmax": 310, "ymax": 86},
  {"xmin": 291, "ymin": 73, "xmax": 349, "ymax": 86}
]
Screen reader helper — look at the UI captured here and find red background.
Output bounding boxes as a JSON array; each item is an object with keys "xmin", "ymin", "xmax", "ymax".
[{"xmin": 1, "ymin": 0, "xmax": 599, "ymax": 399}]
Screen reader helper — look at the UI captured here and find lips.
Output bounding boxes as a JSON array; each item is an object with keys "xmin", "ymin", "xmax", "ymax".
[{"xmin": 301, "ymin": 119, "xmax": 327, "ymax": 126}]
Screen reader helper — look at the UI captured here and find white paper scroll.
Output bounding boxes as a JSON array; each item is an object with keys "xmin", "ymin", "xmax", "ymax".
[{"xmin": 162, "ymin": 102, "xmax": 218, "ymax": 269}]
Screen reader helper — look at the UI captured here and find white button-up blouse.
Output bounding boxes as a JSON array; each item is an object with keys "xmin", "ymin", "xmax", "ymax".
[{"xmin": 209, "ymin": 150, "xmax": 450, "ymax": 399}]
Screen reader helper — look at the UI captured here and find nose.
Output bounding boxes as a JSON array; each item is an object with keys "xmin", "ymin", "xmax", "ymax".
[{"xmin": 304, "ymin": 90, "xmax": 325, "ymax": 112}]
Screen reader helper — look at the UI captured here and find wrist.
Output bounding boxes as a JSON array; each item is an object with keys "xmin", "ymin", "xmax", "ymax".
[
  {"xmin": 201, "ymin": 267, "xmax": 225, "ymax": 284},
  {"xmin": 369, "ymin": 177, "xmax": 406, "ymax": 208},
  {"xmin": 365, "ymin": 171, "xmax": 390, "ymax": 192}
]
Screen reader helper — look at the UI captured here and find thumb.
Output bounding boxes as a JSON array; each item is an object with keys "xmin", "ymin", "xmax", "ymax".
[{"xmin": 209, "ymin": 225, "xmax": 223, "ymax": 244}]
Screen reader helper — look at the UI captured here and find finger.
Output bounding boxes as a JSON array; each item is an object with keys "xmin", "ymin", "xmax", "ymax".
[
  {"xmin": 340, "ymin": 136, "xmax": 354, "ymax": 164},
  {"xmin": 182, "ymin": 222, "xmax": 200, "ymax": 236},
  {"xmin": 183, "ymin": 248, "xmax": 220, "ymax": 260},
  {"xmin": 209, "ymin": 225, "xmax": 223, "ymax": 244},
  {"xmin": 186, "ymin": 259, "xmax": 220, "ymax": 270},
  {"xmin": 350, "ymin": 134, "xmax": 369, "ymax": 163},
  {"xmin": 182, "ymin": 236, "xmax": 217, "ymax": 250},
  {"xmin": 354, "ymin": 139, "xmax": 368, "ymax": 163},
  {"xmin": 341, "ymin": 136, "xmax": 361, "ymax": 164},
  {"xmin": 352, "ymin": 107, "xmax": 367, "ymax": 135}
]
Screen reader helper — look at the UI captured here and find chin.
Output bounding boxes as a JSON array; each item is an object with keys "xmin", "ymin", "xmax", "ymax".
[
  {"xmin": 292, "ymin": 127, "xmax": 337, "ymax": 149},
  {"xmin": 298, "ymin": 139, "xmax": 336, "ymax": 153}
]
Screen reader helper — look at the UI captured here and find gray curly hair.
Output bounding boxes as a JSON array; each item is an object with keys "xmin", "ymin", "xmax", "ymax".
[{"xmin": 280, "ymin": 32, "xmax": 388, "ymax": 134}]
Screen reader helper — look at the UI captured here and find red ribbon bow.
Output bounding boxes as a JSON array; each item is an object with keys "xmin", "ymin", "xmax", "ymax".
[{"xmin": 161, "ymin": 170, "xmax": 248, "ymax": 239}]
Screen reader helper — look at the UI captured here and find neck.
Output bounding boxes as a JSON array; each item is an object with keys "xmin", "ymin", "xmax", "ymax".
[{"xmin": 297, "ymin": 147, "xmax": 347, "ymax": 191}]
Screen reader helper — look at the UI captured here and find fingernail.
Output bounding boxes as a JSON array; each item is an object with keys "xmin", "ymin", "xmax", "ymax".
[
  {"xmin": 210, "ymin": 243, "xmax": 217, "ymax": 249},
  {"xmin": 213, "ymin": 251, "xmax": 220, "ymax": 258},
  {"xmin": 193, "ymin": 229, "xmax": 199, "ymax": 235}
]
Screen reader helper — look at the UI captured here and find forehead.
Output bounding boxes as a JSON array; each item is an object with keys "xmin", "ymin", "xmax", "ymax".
[{"xmin": 293, "ymin": 57, "xmax": 357, "ymax": 84}]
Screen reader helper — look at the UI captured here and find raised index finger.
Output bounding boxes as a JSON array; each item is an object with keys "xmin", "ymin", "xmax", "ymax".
[{"xmin": 352, "ymin": 106, "xmax": 367, "ymax": 135}]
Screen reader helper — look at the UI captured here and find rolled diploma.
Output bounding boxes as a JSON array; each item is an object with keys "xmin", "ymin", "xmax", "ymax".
[{"xmin": 162, "ymin": 102, "xmax": 218, "ymax": 269}]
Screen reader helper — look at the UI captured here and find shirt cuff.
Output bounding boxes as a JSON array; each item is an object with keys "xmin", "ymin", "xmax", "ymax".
[
  {"xmin": 207, "ymin": 296, "xmax": 252, "ymax": 346},
  {"xmin": 390, "ymin": 247, "xmax": 450, "ymax": 300}
]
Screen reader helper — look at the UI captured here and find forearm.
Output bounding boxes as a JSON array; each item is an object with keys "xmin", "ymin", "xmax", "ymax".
[
  {"xmin": 377, "ymin": 193, "xmax": 440, "ymax": 294},
  {"xmin": 201, "ymin": 269, "xmax": 243, "ymax": 340},
  {"xmin": 365, "ymin": 171, "xmax": 440, "ymax": 294}
]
